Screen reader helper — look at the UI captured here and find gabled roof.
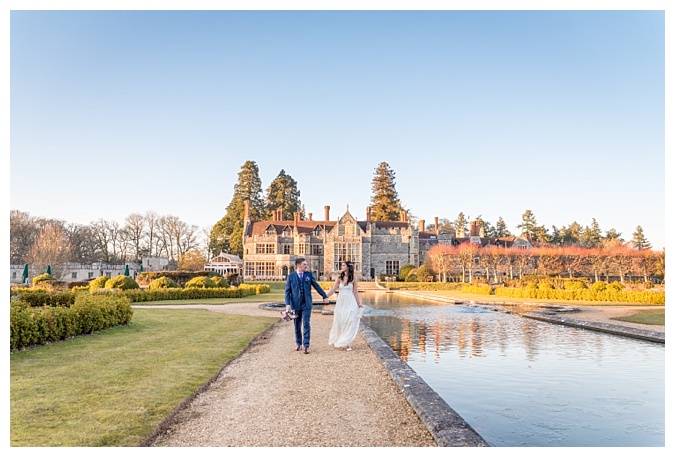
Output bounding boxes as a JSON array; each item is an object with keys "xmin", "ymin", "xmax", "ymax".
[{"xmin": 247, "ymin": 220, "xmax": 338, "ymax": 237}]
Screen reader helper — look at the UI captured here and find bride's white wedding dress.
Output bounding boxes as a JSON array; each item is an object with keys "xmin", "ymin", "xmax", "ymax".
[{"xmin": 328, "ymin": 282, "xmax": 363, "ymax": 349}]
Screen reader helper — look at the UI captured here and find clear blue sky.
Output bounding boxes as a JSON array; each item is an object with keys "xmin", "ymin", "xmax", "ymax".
[{"xmin": 7, "ymin": 6, "xmax": 667, "ymax": 250}]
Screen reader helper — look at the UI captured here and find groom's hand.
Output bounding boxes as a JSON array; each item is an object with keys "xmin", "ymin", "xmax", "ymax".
[{"xmin": 286, "ymin": 305, "xmax": 291, "ymax": 312}]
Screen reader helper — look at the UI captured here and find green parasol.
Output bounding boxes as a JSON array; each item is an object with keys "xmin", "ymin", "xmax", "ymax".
[
  {"xmin": 124, "ymin": 264, "xmax": 130, "ymax": 276},
  {"xmin": 46, "ymin": 265, "xmax": 52, "ymax": 275},
  {"xmin": 21, "ymin": 264, "xmax": 29, "ymax": 283}
]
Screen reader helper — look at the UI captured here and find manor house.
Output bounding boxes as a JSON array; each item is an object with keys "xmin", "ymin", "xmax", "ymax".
[{"xmin": 242, "ymin": 202, "xmax": 532, "ymax": 281}]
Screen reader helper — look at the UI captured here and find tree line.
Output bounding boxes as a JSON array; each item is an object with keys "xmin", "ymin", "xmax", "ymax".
[
  {"xmin": 12, "ymin": 159, "xmax": 658, "ymax": 278},
  {"xmin": 10, "ymin": 210, "xmax": 205, "ymax": 272},
  {"xmin": 424, "ymin": 243, "xmax": 665, "ymax": 284}
]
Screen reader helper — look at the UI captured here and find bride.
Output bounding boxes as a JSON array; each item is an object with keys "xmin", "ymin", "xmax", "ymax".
[{"xmin": 326, "ymin": 261, "xmax": 364, "ymax": 351}]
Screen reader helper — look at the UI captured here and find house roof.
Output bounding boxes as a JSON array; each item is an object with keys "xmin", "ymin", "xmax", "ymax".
[{"xmin": 247, "ymin": 220, "xmax": 338, "ymax": 237}]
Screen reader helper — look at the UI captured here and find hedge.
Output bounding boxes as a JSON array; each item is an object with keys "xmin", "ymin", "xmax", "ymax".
[
  {"xmin": 14, "ymin": 289, "xmax": 78, "ymax": 308},
  {"xmin": 10, "ymin": 294, "xmax": 133, "ymax": 350},
  {"xmin": 104, "ymin": 275, "xmax": 140, "ymax": 290},
  {"xmin": 135, "ymin": 271, "xmax": 220, "ymax": 287},
  {"xmin": 382, "ymin": 282, "xmax": 464, "ymax": 291},
  {"xmin": 493, "ymin": 286, "xmax": 664, "ymax": 304},
  {"xmin": 100, "ymin": 283, "xmax": 271, "ymax": 303}
]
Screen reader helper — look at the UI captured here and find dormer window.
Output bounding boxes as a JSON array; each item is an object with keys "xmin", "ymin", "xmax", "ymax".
[
  {"xmin": 282, "ymin": 227, "xmax": 292, "ymax": 237},
  {"xmin": 313, "ymin": 226, "xmax": 323, "ymax": 236},
  {"xmin": 266, "ymin": 226, "xmax": 276, "ymax": 235}
]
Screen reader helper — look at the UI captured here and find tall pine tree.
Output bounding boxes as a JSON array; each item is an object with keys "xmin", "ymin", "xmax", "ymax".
[
  {"xmin": 370, "ymin": 162, "xmax": 403, "ymax": 221},
  {"xmin": 516, "ymin": 209, "xmax": 547, "ymax": 242},
  {"xmin": 209, "ymin": 161, "xmax": 265, "ymax": 257},
  {"xmin": 631, "ymin": 225, "xmax": 652, "ymax": 250},
  {"xmin": 264, "ymin": 169, "xmax": 302, "ymax": 221}
]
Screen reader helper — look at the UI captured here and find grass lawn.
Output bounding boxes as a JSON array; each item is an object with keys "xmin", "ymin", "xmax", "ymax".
[
  {"xmin": 612, "ymin": 309, "xmax": 665, "ymax": 326},
  {"xmin": 10, "ymin": 308, "xmax": 276, "ymax": 446}
]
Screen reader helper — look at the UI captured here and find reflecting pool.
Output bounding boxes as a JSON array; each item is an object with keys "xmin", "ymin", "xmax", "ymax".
[{"xmin": 361, "ymin": 291, "xmax": 665, "ymax": 447}]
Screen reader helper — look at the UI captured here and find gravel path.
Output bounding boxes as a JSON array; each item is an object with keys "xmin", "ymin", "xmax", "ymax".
[{"xmin": 141, "ymin": 303, "xmax": 437, "ymax": 447}]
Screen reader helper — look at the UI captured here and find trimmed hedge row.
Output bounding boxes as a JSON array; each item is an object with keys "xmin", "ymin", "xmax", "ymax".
[
  {"xmin": 493, "ymin": 286, "xmax": 664, "ymax": 304},
  {"xmin": 10, "ymin": 294, "xmax": 133, "ymax": 350},
  {"xmin": 13, "ymin": 289, "xmax": 78, "ymax": 307},
  {"xmin": 135, "ymin": 271, "xmax": 220, "ymax": 287},
  {"xmin": 382, "ymin": 282, "xmax": 464, "ymax": 291},
  {"xmin": 102, "ymin": 283, "xmax": 271, "ymax": 303}
]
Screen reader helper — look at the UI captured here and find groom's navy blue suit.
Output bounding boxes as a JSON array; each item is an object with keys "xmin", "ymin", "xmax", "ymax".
[{"xmin": 285, "ymin": 270, "xmax": 327, "ymax": 348}]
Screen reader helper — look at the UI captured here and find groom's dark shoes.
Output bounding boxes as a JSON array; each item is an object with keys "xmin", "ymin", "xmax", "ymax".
[
  {"xmin": 304, "ymin": 347, "xmax": 309, "ymax": 354},
  {"xmin": 296, "ymin": 345, "xmax": 301, "ymax": 351}
]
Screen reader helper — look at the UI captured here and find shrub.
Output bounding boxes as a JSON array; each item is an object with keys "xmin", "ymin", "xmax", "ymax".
[
  {"xmin": 10, "ymin": 294, "xmax": 133, "ymax": 350},
  {"xmin": 104, "ymin": 275, "xmax": 140, "ymax": 290},
  {"xmin": 564, "ymin": 281, "xmax": 587, "ymax": 290},
  {"xmin": 148, "ymin": 276, "xmax": 180, "ymax": 290},
  {"xmin": 211, "ymin": 276, "xmax": 230, "ymax": 288},
  {"xmin": 537, "ymin": 283, "xmax": 554, "ymax": 290},
  {"xmin": 405, "ymin": 274, "xmax": 418, "ymax": 282},
  {"xmin": 591, "ymin": 281, "xmax": 607, "ymax": 292},
  {"xmin": 15, "ymin": 289, "xmax": 77, "ymax": 307},
  {"xmin": 607, "ymin": 281, "xmax": 625, "ymax": 291},
  {"xmin": 184, "ymin": 276, "xmax": 217, "ymax": 289},
  {"xmin": 416, "ymin": 265, "xmax": 432, "ymax": 282},
  {"xmin": 136, "ymin": 270, "xmax": 220, "ymax": 287},
  {"xmin": 398, "ymin": 263, "xmax": 415, "ymax": 281},
  {"xmin": 89, "ymin": 275, "xmax": 109, "ymax": 293},
  {"xmin": 461, "ymin": 284, "xmax": 493, "ymax": 295},
  {"xmin": 32, "ymin": 273, "xmax": 56, "ymax": 286}
]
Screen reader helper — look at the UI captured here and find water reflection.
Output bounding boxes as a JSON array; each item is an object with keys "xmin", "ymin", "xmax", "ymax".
[{"xmin": 361, "ymin": 291, "xmax": 664, "ymax": 447}]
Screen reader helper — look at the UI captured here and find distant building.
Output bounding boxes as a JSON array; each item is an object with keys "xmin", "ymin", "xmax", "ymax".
[
  {"xmin": 204, "ymin": 252, "xmax": 243, "ymax": 276},
  {"xmin": 241, "ymin": 202, "xmax": 532, "ymax": 281},
  {"xmin": 10, "ymin": 256, "xmax": 170, "ymax": 284}
]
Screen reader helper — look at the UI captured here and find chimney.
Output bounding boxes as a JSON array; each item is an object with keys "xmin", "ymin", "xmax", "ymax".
[
  {"xmin": 366, "ymin": 206, "xmax": 371, "ymax": 221},
  {"xmin": 244, "ymin": 200, "xmax": 251, "ymax": 222},
  {"xmin": 277, "ymin": 208, "xmax": 284, "ymax": 221},
  {"xmin": 308, "ymin": 213, "xmax": 313, "ymax": 221},
  {"xmin": 324, "ymin": 205, "xmax": 330, "ymax": 221},
  {"xmin": 456, "ymin": 226, "xmax": 465, "ymax": 238},
  {"xmin": 470, "ymin": 221, "xmax": 479, "ymax": 237},
  {"xmin": 434, "ymin": 217, "xmax": 439, "ymax": 234},
  {"xmin": 419, "ymin": 219, "xmax": 425, "ymax": 232}
]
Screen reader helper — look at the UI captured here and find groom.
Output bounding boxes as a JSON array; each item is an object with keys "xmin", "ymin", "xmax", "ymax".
[{"xmin": 285, "ymin": 257, "xmax": 328, "ymax": 354}]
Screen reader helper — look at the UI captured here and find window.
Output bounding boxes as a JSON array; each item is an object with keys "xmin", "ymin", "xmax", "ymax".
[
  {"xmin": 296, "ymin": 243, "xmax": 308, "ymax": 255},
  {"xmin": 245, "ymin": 262, "xmax": 275, "ymax": 277},
  {"xmin": 313, "ymin": 227, "xmax": 323, "ymax": 236},
  {"xmin": 282, "ymin": 244, "xmax": 293, "ymax": 255},
  {"xmin": 334, "ymin": 243, "xmax": 361, "ymax": 271},
  {"xmin": 282, "ymin": 227, "xmax": 292, "ymax": 237},
  {"xmin": 72, "ymin": 272, "xmax": 78, "ymax": 279},
  {"xmin": 385, "ymin": 260, "xmax": 400, "ymax": 276},
  {"xmin": 256, "ymin": 243, "xmax": 275, "ymax": 254},
  {"xmin": 266, "ymin": 226, "xmax": 276, "ymax": 235},
  {"xmin": 311, "ymin": 244, "xmax": 323, "ymax": 256},
  {"xmin": 12, "ymin": 272, "xmax": 16, "ymax": 279},
  {"xmin": 88, "ymin": 272, "xmax": 94, "ymax": 279}
]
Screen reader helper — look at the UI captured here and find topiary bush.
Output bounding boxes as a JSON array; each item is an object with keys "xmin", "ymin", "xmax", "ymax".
[
  {"xmin": 104, "ymin": 275, "xmax": 140, "ymax": 290},
  {"xmin": 148, "ymin": 276, "xmax": 180, "ymax": 290},
  {"xmin": 211, "ymin": 276, "xmax": 230, "ymax": 288},
  {"xmin": 564, "ymin": 281, "xmax": 587, "ymax": 290},
  {"xmin": 32, "ymin": 273, "xmax": 55, "ymax": 287},
  {"xmin": 184, "ymin": 276, "xmax": 216, "ymax": 289},
  {"xmin": 89, "ymin": 275, "xmax": 109, "ymax": 292},
  {"xmin": 591, "ymin": 281, "xmax": 607, "ymax": 292}
]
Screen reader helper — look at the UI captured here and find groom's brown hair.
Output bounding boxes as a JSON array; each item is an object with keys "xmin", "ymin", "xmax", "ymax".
[{"xmin": 295, "ymin": 257, "xmax": 306, "ymax": 265}]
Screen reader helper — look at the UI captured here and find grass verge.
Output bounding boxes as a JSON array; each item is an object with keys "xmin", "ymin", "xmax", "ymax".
[
  {"xmin": 612, "ymin": 309, "xmax": 665, "ymax": 326},
  {"xmin": 10, "ymin": 308, "xmax": 276, "ymax": 446}
]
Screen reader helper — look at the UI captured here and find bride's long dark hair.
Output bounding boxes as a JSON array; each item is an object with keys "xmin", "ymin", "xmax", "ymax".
[{"xmin": 339, "ymin": 261, "xmax": 354, "ymax": 284}]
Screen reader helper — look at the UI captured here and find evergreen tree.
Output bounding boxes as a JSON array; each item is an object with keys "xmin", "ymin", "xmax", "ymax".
[
  {"xmin": 604, "ymin": 228, "xmax": 623, "ymax": 243},
  {"xmin": 631, "ymin": 225, "xmax": 652, "ymax": 250},
  {"xmin": 454, "ymin": 212, "xmax": 469, "ymax": 236},
  {"xmin": 516, "ymin": 209, "xmax": 547, "ymax": 242},
  {"xmin": 209, "ymin": 161, "xmax": 265, "ymax": 257},
  {"xmin": 580, "ymin": 218, "xmax": 603, "ymax": 248},
  {"xmin": 495, "ymin": 216, "xmax": 511, "ymax": 237},
  {"xmin": 264, "ymin": 169, "xmax": 302, "ymax": 221},
  {"xmin": 370, "ymin": 162, "xmax": 403, "ymax": 221}
]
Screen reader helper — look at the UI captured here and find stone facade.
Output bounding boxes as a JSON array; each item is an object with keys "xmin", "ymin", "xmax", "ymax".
[{"xmin": 242, "ymin": 202, "xmax": 532, "ymax": 281}]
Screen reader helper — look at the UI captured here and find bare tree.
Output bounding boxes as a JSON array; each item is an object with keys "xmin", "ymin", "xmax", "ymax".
[
  {"xmin": 24, "ymin": 223, "xmax": 73, "ymax": 279},
  {"xmin": 124, "ymin": 213, "xmax": 147, "ymax": 262}
]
